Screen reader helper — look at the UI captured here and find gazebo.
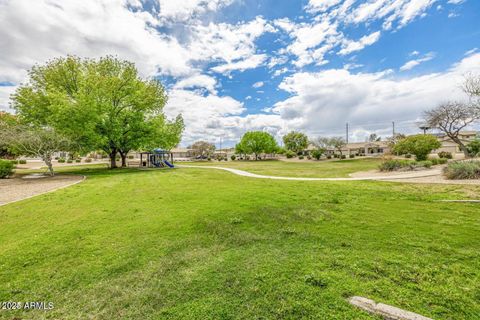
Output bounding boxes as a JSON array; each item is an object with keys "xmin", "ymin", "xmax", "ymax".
[{"xmin": 139, "ymin": 149, "xmax": 174, "ymax": 168}]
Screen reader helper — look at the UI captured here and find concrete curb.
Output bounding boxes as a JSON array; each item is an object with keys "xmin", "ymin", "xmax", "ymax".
[
  {"xmin": 348, "ymin": 296, "xmax": 433, "ymax": 320},
  {"xmin": 0, "ymin": 175, "xmax": 86, "ymax": 208}
]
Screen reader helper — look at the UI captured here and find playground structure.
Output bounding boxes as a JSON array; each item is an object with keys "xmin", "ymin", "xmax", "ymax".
[{"xmin": 139, "ymin": 149, "xmax": 175, "ymax": 168}]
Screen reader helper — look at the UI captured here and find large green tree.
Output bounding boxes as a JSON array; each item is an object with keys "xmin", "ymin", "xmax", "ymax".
[
  {"xmin": 283, "ymin": 131, "xmax": 308, "ymax": 154},
  {"xmin": 0, "ymin": 112, "xmax": 18, "ymax": 159},
  {"xmin": 236, "ymin": 131, "xmax": 278, "ymax": 160},
  {"xmin": 393, "ymin": 134, "xmax": 441, "ymax": 161},
  {"xmin": 12, "ymin": 56, "xmax": 181, "ymax": 168}
]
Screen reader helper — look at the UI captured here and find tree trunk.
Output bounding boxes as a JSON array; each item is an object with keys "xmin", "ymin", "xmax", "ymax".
[
  {"xmin": 43, "ymin": 155, "xmax": 54, "ymax": 176},
  {"xmin": 451, "ymin": 136, "xmax": 470, "ymax": 158},
  {"xmin": 119, "ymin": 151, "xmax": 127, "ymax": 167},
  {"xmin": 109, "ymin": 149, "xmax": 118, "ymax": 169}
]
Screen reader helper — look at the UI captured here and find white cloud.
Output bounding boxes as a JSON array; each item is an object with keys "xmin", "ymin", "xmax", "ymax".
[
  {"xmin": 211, "ymin": 54, "xmax": 267, "ymax": 74},
  {"xmin": 400, "ymin": 52, "xmax": 435, "ymax": 71},
  {"xmin": 305, "ymin": 0, "xmax": 342, "ymax": 13},
  {"xmin": 447, "ymin": 0, "xmax": 465, "ymax": 4},
  {"xmin": 0, "ymin": 86, "xmax": 16, "ymax": 112},
  {"xmin": 268, "ymin": 53, "xmax": 480, "ymax": 139},
  {"xmin": 156, "ymin": 0, "xmax": 235, "ymax": 23},
  {"xmin": 173, "ymin": 74, "xmax": 217, "ymax": 94},
  {"xmin": 339, "ymin": 31, "xmax": 381, "ymax": 55},
  {"xmin": 252, "ymin": 81, "xmax": 264, "ymax": 88}
]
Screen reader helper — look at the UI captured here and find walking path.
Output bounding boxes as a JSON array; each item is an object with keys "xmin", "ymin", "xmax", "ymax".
[{"xmin": 178, "ymin": 165, "xmax": 444, "ymax": 182}]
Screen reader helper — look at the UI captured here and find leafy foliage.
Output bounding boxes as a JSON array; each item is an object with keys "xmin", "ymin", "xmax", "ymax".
[
  {"xmin": 190, "ymin": 141, "xmax": 215, "ymax": 158},
  {"xmin": 0, "ymin": 159, "xmax": 14, "ymax": 178},
  {"xmin": 466, "ymin": 138, "xmax": 480, "ymax": 157},
  {"xmin": 393, "ymin": 134, "xmax": 441, "ymax": 161},
  {"xmin": 282, "ymin": 131, "xmax": 308, "ymax": 154},
  {"xmin": 311, "ymin": 148, "xmax": 325, "ymax": 160},
  {"xmin": 236, "ymin": 131, "xmax": 278, "ymax": 160},
  {"xmin": 11, "ymin": 56, "xmax": 181, "ymax": 168}
]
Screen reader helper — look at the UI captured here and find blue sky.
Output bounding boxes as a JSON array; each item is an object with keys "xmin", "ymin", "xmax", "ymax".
[{"xmin": 0, "ymin": 0, "xmax": 479, "ymax": 146}]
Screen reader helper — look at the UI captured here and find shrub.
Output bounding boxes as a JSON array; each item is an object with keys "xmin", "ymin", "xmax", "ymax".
[
  {"xmin": 85, "ymin": 158, "xmax": 92, "ymax": 163},
  {"xmin": 299, "ymin": 155, "xmax": 304, "ymax": 160},
  {"xmin": 326, "ymin": 155, "xmax": 332, "ymax": 159},
  {"xmin": 405, "ymin": 154, "xmax": 412, "ymax": 158},
  {"xmin": 54, "ymin": 157, "xmax": 59, "ymax": 160},
  {"xmin": 128, "ymin": 155, "xmax": 134, "ymax": 159},
  {"xmin": 58, "ymin": 158, "xmax": 66, "ymax": 163},
  {"xmin": 418, "ymin": 160, "xmax": 432, "ymax": 168},
  {"xmin": 19, "ymin": 159, "xmax": 27, "ymax": 164},
  {"xmin": 75, "ymin": 159, "xmax": 81, "ymax": 163},
  {"xmin": 0, "ymin": 159, "xmax": 14, "ymax": 178},
  {"xmin": 285, "ymin": 150, "xmax": 295, "ymax": 158},
  {"xmin": 231, "ymin": 155, "xmax": 236, "ymax": 161},
  {"xmin": 311, "ymin": 148, "xmax": 325, "ymax": 160},
  {"xmin": 466, "ymin": 139, "xmax": 480, "ymax": 157},
  {"xmin": 307, "ymin": 155, "xmax": 312, "ymax": 160},
  {"xmin": 443, "ymin": 160, "xmax": 480, "ymax": 179},
  {"xmin": 349, "ymin": 154, "xmax": 355, "ymax": 158},
  {"xmin": 207, "ymin": 157, "xmax": 211, "ymax": 161},
  {"xmin": 438, "ymin": 158, "xmax": 448, "ymax": 165},
  {"xmin": 438, "ymin": 151, "xmax": 453, "ymax": 159},
  {"xmin": 10, "ymin": 160, "xmax": 18, "ymax": 164},
  {"xmin": 340, "ymin": 155, "xmax": 346, "ymax": 159},
  {"xmin": 67, "ymin": 159, "xmax": 73, "ymax": 163},
  {"xmin": 430, "ymin": 158, "xmax": 439, "ymax": 165},
  {"xmin": 393, "ymin": 134, "xmax": 441, "ymax": 161}
]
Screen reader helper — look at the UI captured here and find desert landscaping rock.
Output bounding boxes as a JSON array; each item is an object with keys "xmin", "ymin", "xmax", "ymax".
[{"xmin": 348, "ymin": 296, "xmax": 433, "ymax": 320}]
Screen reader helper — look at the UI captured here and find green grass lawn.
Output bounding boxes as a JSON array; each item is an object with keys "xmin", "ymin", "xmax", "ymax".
[
  {"xmin": 182, "ymin": 158, "xmax": 382, "ymax": 178},
  {"xmin": 1, "ymin": 166, "xmax": 479, "ymax": 319}
]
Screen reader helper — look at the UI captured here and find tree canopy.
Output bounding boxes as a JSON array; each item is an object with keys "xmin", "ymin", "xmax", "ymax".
[
  {"xmin": 393, "ymin": 134, "xmax": 441, "ymax": 161},
  {"xmin": 189, "ymin": 141, "xmax": 215, "ymax": 158},
  {"xmin": 236, "ymin": 131, "xmax": 278, "ymax": 160},
  {"xmin": 11, "ymin": 56, "xmax": 183, "ymax": 168},
  {"xmin": 282, "ymin": 131, "xmax": 308, "ymax": 154}
]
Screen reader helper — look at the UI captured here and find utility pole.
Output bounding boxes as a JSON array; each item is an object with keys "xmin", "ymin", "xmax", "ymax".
[
  {"xmin": 392, "ymin": 121, "xmax": 395, "ymax": 136},
  {"xmin": 346, "ymin": 122, "xmax": 349, "ymax": 144}
]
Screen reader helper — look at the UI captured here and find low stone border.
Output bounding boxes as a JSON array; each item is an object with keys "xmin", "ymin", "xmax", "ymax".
[
  {"xmin": 348, "ymin": 296, "xmax": 433, "ymax": 320},
  {"xmin": 0, "ymin": 175, "xmax": 86, "ymax": 207}
]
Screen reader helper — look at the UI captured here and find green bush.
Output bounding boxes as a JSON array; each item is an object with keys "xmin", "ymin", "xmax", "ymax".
[
  {"xmin": 438, "ymin": 151, "xmax": 453, "ymax": 159},
  {"xmin": 311, "ymin": 148, "xmax": 324, "ymax": 160},
  {"xmin": 393, "ymin": 134, "xmax": 441, "ymax": 161},
  {"xmin": 207, "ymin": 157, "xmax": 211, "ymax": 161},
  {"xmin": 418, "ymin": 160, "xmax": 432, "ymax": 168},
  {"xmin": 85, "ymin": 158, "xmax": 92, "ymax": 163},
  {"xmin": 340, "ymin": 155, "xmax": 346, "ymax": 159},
  {"xmin": 231, "ymin": 155, "xmax": 236, "ymax": 161},
  {"xmin": 75, "ymin": 159, "xmax": 81, "ymax": 163},
  {"xmin": 298, "ymin": 155, "xmax": 304, "ymax": 160},
  {"xmin": 58, "ymin": 158, "xmax": 66, "ymax": 163},
  {"xmin": 67, "ymin": 159, "xmax": 73, "ymax": 163},
  {"xmin": 285, "ymin": 150, "xmax": 295, "ymax": 159},
  {"xmin": 405, "ymin": 154, "xmax": 412, "ymax": 158},
  {"xmin": 349, "ymin": 154, "xmax": 355, "ymax": 158},
  {"xmin": 10, "ymin": 160, "xmax": 19, "ymax": 164},
  {"xmin": 380, "ymin": 159, "xmax": 436, "ymax": 172},
  {"xmin": 438, "ymin": 158, "xmax": 448, "ymax": 165},
  {"xmin": 326, "ymin": 155, "xmax": 332, "ymax": 159},
  {"xmin": 443, "ymin": 161, "xmax": 480, "ymax": 179},
  {"xmin": 0, "ymin": 159, "xmax": 14, "ymax": 178},
  {"xmin": 19, "ymin": 159, "xmax": 27, "ymax": 164}
]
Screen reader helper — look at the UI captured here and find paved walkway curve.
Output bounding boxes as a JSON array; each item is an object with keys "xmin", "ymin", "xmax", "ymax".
[{"xmin": 178, "ymin": 165, "xmax": 442, "ymax": 181}]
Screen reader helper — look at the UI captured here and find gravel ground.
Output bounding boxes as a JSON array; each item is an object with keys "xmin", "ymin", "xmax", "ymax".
[{"xmin": 0, "ymin": 174, "xmax": 84, "ymax": 206}]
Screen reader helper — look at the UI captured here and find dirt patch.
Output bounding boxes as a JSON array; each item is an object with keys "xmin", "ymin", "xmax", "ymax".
[
  {"xmin": 350, "ymin": 168, "xmax": 480, "ymax": 185},
  {"xmin": 0, "ymin": 174, "xmax": 85, "ymax": 206}
]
